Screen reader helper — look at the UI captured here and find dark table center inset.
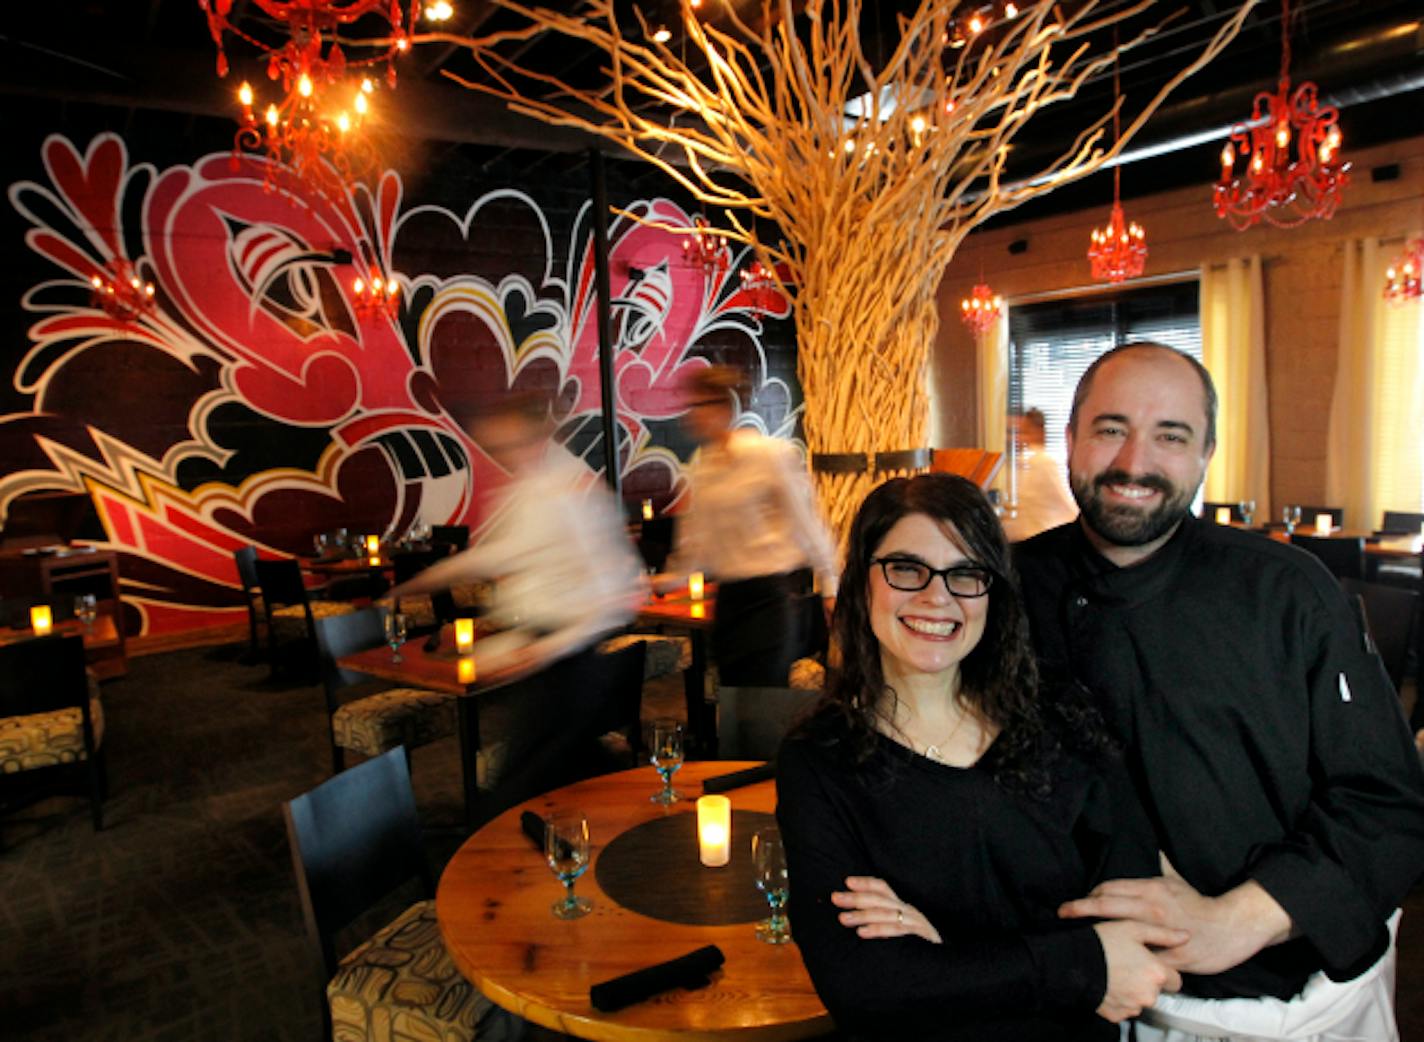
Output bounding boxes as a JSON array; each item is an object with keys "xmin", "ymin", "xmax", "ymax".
[{"xmin": 595, "ymin": 809, "xmax": 777, "ymax": 926}]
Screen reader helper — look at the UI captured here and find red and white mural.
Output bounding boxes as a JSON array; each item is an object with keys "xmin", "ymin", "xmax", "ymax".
[{"xmin": 2, "ymin": 134, "xmax": 794, "ymax": 637}]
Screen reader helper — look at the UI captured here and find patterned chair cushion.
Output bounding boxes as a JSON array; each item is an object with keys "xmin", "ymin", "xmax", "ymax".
[
  {"xmin": 450, "ymin": 582, "xmax": 494, "ymax": 612},
  {"xmin": 0, "ymin": 697, "xmax": 105, "ymax": 774},
  {"xmin": 271, "ymin": 600, "xmax": 359, "ymax": 642},
  {"xmin": 597, "ymin": 634, "xmax": 692, "ymax": 680},
  {"xmin": 789, "ymin": 657, "xmax": 826, "ymax": 691},
  {"xmin": 332, "ymin": 688, "xmax": 459, "ymax": 759},
  {"xmin": 328, "ymin": 898, "xmax": 523, "ymax": 1042},
  {"xmin": 392, "ymin": 594, "xmax": 438, "ymax": 631}
]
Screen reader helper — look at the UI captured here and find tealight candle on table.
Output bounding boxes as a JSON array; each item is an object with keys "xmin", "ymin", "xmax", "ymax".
[
  {"xmin": 689, "ymin": 571, "xmax": 705, "ymax": 601},
  {"xmin": 1315, "ymin": 514, "xmax": 1332, "ymax": 535},
  {"xmin": 455, "ymin": 617, "xmax": 475, "ymax": 656},
  {"xmin": 30, "ymin": 604, "xmax": 53, "ymax": 635},
  {"xmin": 697, "ymin": 795, "xmax": 731, "ymax": 867},
  {"xmin": 1215, "ymin": 507, "xmax": 1231, "ymax": 525},
  {"xmin": 365, "ymin": 534, "xmax": 380, "ymax": 554},
  {"xmin": 367, "ymin": 555, "xmax": 381, "ymax": 567},
  {"xmin": 458, "ymin": 657, "xmax": 477, "ymax": 685},
  {"xmin": 641, "ymin": 499, "xmax": 654, "ymax": 521}
]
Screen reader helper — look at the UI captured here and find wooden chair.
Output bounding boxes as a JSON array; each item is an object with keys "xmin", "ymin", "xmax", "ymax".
[
  {"xmin": 1341, "ymin": 578, "xmax": 1419, "ymax": 692},
  {"xmin": 311, "ymin": 608, "xmax": 459, "ymax": 775},
  {"xmin": 1290, "ymin": 534, "xmax": 1366, "ymax": 582},
  {"xmin": 282, "ymin": 746, "xmax": 522, "ymax": 1042},
  {"xmin": 930, "ymin": 448, "xmax": 1004, "ymax": 489},
  {"xmin": 254, "ymin": 557, "xmax": 357, "ymax": 677},
  {"xmin": 233, "ymin": 546, "xmax": 265, "ymax": 662},
  {"xmin": 0, "ymin": 635, "xmax": 106, "ymax": 831}
]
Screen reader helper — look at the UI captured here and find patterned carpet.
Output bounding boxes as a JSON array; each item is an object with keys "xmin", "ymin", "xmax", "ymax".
[{"xmin": 2, "ymin": 645, "xmax": 1422, "ymax": 1041}]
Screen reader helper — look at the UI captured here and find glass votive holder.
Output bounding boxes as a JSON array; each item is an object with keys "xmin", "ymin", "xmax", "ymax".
[
  {"xmin": 365, "ymin": 534, "xmax": 381, "ymax": 555},
  {"xmin": 457, "ymin": 657, "xmax": 477, "ymax": 685},
  {"xmin": 689, "ymin": 572, "xmax": 705, "ymax": 601},
  {"xmin": 697, "ymin": 795, "xmax": 731, "ymax": 867},
  {"xmin": 1215, "ymin": 507, "xmax": 1231, "ymax": 525},
  {"xmin": 30, "ymin": 604, "xmax": 53, "ymax": 635},
  {"xmin": 641, "ymin": 499, "xmax": 654, "ymax": 521},
  {"xmin": 455, "ymin": 617, "xmax": 475, "ymax": 655},
  {"xmin": 1314, "ymin": 513, "xmax": 1332, "ymax": 535}
]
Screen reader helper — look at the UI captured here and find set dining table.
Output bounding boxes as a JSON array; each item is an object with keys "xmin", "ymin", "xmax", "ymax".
[
  {"xmin": 435, "ymin": 760, "xmax": 830, "ymax": 1041},
  {"xmin": 636, "ymin": 588, "xmax": 717, "ymax": 751}
]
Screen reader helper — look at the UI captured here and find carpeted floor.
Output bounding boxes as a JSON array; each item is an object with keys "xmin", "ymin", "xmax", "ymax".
[{"xmin": 2, "ymin": 645, "xmax": 1422, "ymax": 1040}]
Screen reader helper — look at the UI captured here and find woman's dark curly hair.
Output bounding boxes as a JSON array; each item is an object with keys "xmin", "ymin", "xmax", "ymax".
[{"xmin": 807, "ymin": 473, "xmax": 1096, "ymax": 797}]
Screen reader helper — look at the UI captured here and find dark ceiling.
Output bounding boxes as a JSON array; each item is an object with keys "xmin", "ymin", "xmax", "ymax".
[{"xmin": 0, "ymin": 1, "xmax": 1419, "ymax": 223}]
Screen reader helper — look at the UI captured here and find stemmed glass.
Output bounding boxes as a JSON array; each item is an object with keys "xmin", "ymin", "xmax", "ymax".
[
  {"xmin": 752, "ymin": 827, "xmax": 791, "ymax": 944},
  {"xmin": 1282, "ymin": 505, "xmax": 1302, "ymax": 534},
  {"xmin": 1237, "ymin": 500, "xmax": 1256, "ymax": 528},
  {"xmin": 545, "ymin": 810, "xmax": 592, "ymax": 919},
  {"xmin": 649, "ymin": 718, "xmax": 684, "ymax": 804},
  {"xmin": 384, "ymin": 611, "xmax": 408, "ymax": 663},
  {"xmin": 75, "ymin": 594, "xmax": 98, "ymax": 630}
]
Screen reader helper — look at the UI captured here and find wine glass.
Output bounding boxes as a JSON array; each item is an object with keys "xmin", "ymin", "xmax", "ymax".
[
  {"xmin": 1283, "ymin": 505, "xmax": 1302, "ymax": 534},
  {"xmin": 1237, "ymin": 500, "xmax": 1256, "ymax": 528},
  {"xmin": 384, "ymin": 611, "xmax": 408, "ymax": 663},
  {"xmin": 649, "ymin": 718, "xmax": 684, "ymax": 804},
  {"xmin": 752, "ymin": 826, "xmax": 791, "ymax": 944},
  {"xmin": 313, "ymin": 533, "xmax": 328, "ymax": 557},
  {"xmin": 545, "ymin": 810, "xmax": 592, "ymax": 919},
  {"xmin": 75, "ymin": 594, "xmax": 98, "ymax": 630}
]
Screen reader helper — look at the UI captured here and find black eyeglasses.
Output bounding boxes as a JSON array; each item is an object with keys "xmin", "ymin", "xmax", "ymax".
[{"xmin": 870, "ymin": 557, "xmax": 994, "ymax": 598}]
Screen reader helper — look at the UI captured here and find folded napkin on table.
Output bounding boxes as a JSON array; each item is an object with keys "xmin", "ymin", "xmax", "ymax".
[
  {"xmin": 702, "ymin": 762, "xmax": 776, "ymax": 794},
  {"xmin": 519, "ymin": 810, "xmax": 546, "ymax": 851},
  {"xmin": 590, "ymin": 946, "xmax": 725, "ymax": 1012}
]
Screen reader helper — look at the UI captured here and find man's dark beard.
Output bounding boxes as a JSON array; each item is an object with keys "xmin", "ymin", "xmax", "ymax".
[{"xmin": 1070, "ymin": 468, "xmax": 1195, "ymax": 547}]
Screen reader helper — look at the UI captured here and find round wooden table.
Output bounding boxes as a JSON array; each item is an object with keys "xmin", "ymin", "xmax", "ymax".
[{"xmin": 436, "ymin": 761, "xmax": 831, "ymax": 1041}]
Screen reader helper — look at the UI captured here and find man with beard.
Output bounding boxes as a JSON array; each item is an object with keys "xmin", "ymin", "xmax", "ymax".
[{"xmin": 1013, "ymin": 343, "xmax": 1424, "ymax": 1041}]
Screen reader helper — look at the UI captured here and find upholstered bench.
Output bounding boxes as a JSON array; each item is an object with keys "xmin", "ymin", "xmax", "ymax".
[
  {"xmin": 270, "ymin": 599, "xmax": 359, "ymax": 643},
  {"xmin": 597, "ymin": 633, "xmax": 692, "ymax": 680}
]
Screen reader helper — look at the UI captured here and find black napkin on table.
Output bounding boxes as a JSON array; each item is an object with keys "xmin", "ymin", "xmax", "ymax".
[
  {"xmin": 590, "ymin": 945, "xmax": 725, "ymax": 1012},
  {"xmin": 702, "ymin": 762, "xmax": 776, "ymax": 794},
  {"xmin": 519, "ymin": 810, "xmax": 546, "ymax": 851},
  {"xmin": 422, "ymin": 627, "xmax": 443, "ymax": 652}
]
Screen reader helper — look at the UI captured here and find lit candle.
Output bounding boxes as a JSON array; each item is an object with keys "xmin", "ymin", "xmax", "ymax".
[
  {"xmin": 1315, "ymin": 513, "xmax": 1332, "ymax": 535},
  {"xmin": 642, "ymin": 499, "xmax": 654, "ymax": 521},
  {"xmin": 690, "ymin": 602, "xmax": 707, "ymax": 620},
  {"xmin": 697, "ymin": 795, "xmax": 731, "ymax": 867},
  {"xmin": 455, "ymin": 617, "xmax": 475, "ymax": 656},
  {"xmin": 457, "ymin": 657, "xmax": 477, "ymax": 685},
  {"xmin": 689, "ymin": 571, "xmax": 705, "ymax": 601},
  {"xmin": 30, "ymin": 604, "xmax": 53, "ymax": 635},
  {"xmin": 1215, "ymin": 507, "xmax": 1232, "ymax": 525},
  {"xmin": 368, "ymin": 555, "xmax": 381, "ymax": 567},
  {"xmin": 365, "ymin": 534, "xmax": 380, "ymax": 555}
]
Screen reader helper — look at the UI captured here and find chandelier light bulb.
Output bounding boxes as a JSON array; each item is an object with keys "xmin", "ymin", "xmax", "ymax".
[
  {"xmin": 353, "ymin": 278, "xmax": 365, "ymax": 294},
  {"xmin": 425, "ymin": 1, "xmax": 454, "ymax": 20},
  {"xmin": 969, "ymin": 15, "xmax": 984, "ymax": 33},
  {"xmin": 238, "ymin": 81, "xmax": 254, "ymax": 107},
  {"xmin": 298, "ymin": 73, "xmax": 314, "ymax": 98},
  {"xmin": 337, "ymin": 112, "xmax": 351, "ymax": 133},
  {"xmin": 90, "ymin": 275, "xmax": 102, "ymax": 289},
  {"xmin": 355, "ymin": 92, "xmax": 369, "ymax": 115},
  {"xmin": 266, "ymin": 104, "xmax": 280, "ymax": 127},
  {"xmin": 361, "ymin": 78, "xmax": 374, "ymax": 94},
  {"xmin": 652, "ymin": 26, "xmax": 672, "ymax": 43},
  {"xmin": 1004, "ymin": 3, "xmax": 1018, "ymax": 17}
]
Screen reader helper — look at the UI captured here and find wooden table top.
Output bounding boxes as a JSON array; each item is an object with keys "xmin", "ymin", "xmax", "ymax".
[
  {"xmin": 300, "ymin": 554, "xmax": 395, "ymax": 575},
  {"xmin": 336, "ymin": 625, "xmax": 525, "ymax": 696},
  {"xmin": 0, "ymin": 614, "xmax": 119, "ymax": 650},
  {"xmin": 636, "ymin": 591, "xmax": 716, "ymax": 629},
  {"xmin": 1257, "ymin": 527, "xmax": 1424, "ymax": 559},
  {"xmin": 436, "ymin": 761, "xmax": 829, "ymax": 1042}
]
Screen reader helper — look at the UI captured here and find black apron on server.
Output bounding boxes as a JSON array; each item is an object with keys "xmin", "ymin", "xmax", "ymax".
[{"xmin": 712, "ymin": 567, "xmax": 819, "ymax": 686}]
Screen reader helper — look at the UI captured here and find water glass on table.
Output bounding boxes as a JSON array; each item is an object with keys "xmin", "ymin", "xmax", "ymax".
[
  {"xmin": 384, "ymin": 611, "xmax": 408, "ymax": 663},
  {"xmin": 752, "ymin": 826, "xmax": 791, "ymax": 944},
  {"xmin": 75, "ymin": 594, "xmax": 98, "ymax": 630},
  {"xmin": 1237, "ymin": 499, "xmax": 1256, "ymax": 528},
  {"xmin": 1282, "ymin": 505, "xmax": 1301, "ymax": 534},
  {"xmin": 649, "ymin": 718, "xmax": 684, "ymax": 805},
  {"xmin": 545, "ymin": 810, "xmax": 592, "ymax": 919}
]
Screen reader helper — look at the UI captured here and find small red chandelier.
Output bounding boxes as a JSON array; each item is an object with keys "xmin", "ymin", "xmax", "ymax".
[
  {"xmin": 1384, "ymin": 238, "xmax": 1423, "ymax": 306},
  {"xmin": 351, "ymin": 267, "xmax": 402, "ymax": 318},
  {"xmin": 90, "ymin": 259, "xmax": 156, "ymax": 320},
  {"xmin": 682, "ymin": 217, "xmax": 730, "ymax": 276},
  {"xmin": 199, "ymin": 2, "xmax": 451, "ymax": 194},
  {"xmin": 1087, "ymin": 48, "xmax": 1146, "ymax": 283},
  {"xmin": 959, "ymin": 283, "xmax": 1002, "ymax": 336},
  {"xmin": 1214, "ymin": 0, "xmax": 1349, "ymax": 230},
  {"xmin": 738, "ymin": 260, "xmax": 782, "ymax": 315}
]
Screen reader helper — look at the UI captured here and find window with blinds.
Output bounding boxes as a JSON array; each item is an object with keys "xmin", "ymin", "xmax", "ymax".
[{"xmin": 1007, "ymin": 280, "xmax": 1202, "ymax": 470}]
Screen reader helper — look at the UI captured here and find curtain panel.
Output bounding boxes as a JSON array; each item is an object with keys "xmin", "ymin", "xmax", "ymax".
[{"xmin": 1201, "ymin": 256, "xmax": 1271, "ymax": 519}]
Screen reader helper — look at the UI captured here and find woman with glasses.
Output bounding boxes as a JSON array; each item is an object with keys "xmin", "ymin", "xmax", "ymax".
[{"xmin": 776, "ymin": 474, "xmax": 1173, "ymax": 1041}]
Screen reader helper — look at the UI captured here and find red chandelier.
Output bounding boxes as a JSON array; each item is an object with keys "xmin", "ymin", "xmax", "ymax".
[
  {"xmin": 1087, "ymin": 52, "xmax": 1146, "ymax": 283},
  {"xmin": 1214, "ymin": 0, "xmax": 1348, "ymax": 230},
  {"xmin": 199, "ymin": 2, "xmax": 451, "ymax": 194},
  {"xmin": 90, "ymin": 259, "xmax": 156, "ymax": 320},
  {"xmin": 682, "ymin": 217, "xmax": 730, "ymax": 276},
  {"xmin": 959, "ymin": 283, "xmax": 1002, "ymax": 336},
  {"xmin": 351, "ymin": 266, "xmax": 402, "ymax": 318},
  {"xmin": 1384, "ymin": 238, "xmax": 1423, "ymax": 306},
  {"xmin": 739, "ymin": 260, "xmax": 781, "ymax": 315}
]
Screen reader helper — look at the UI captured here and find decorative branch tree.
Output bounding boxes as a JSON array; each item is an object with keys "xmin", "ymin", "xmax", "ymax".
[{"xmin": 423, "ymin": 0, "xmax": 1255, "ymax": 537}]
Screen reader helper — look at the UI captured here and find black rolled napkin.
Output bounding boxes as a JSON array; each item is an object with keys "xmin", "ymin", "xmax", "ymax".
[
  {"xmin": 702, "ymin": 762, "xmax": 776, "ymax": 794},
  {"xmin": 590, "ymin": 945, "xmax": 725, "ymax": 1012},
  {"xmin": 422, "ymin": 628, "xmax": 443, "ymax": 653},
  {"xmin": 519, "ymin": 810, "xmax": 546, "ymax": 851}
]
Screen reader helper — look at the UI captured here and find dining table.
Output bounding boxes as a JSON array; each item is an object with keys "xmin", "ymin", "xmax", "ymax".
[
  {"xmin": 436, "ymin": 760, "xmax": 831, "ymax": 1042},
  {"xmin": 0, "ymin": 613, "xmax": 125, "ymax": 680},
  {"xmin": 636, "ymin": 589, "xmax": 717, "ymax": 753}
]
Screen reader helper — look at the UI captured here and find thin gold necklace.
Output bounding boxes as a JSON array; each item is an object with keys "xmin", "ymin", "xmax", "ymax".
[{"xmin": 898, "ymin": 701, "xmax": 971, "ymax": 764}]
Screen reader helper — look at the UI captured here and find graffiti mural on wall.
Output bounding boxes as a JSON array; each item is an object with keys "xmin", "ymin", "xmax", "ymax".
[{"xmin": 2, "ymin": 134, "xmax": 794, "ymax": 637}]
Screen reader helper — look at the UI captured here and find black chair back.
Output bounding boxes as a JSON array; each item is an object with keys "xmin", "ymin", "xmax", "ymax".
[
  {"xmin": 254, "ymin": 557, "xmax": 310, "ymax": 610},
  {"xmin": 1294, "ymin": 505, "xmax": 1345, "ymax": 529},
  {"xmin": 234, "ymin": 546, "xmax": 260, "ymax": 593},
  {"xmin": 0, "ymin": 634, "xmax": 89, "ymax": 718},
  {"xmin": 430, "ymin": 525, "xmax": 470, "ymax": 552},
  {"xmin": 1341, "ymin": 578, "xmax": 1419, "ymax": 692},
  {"xmin": 637, "ymin": 517, "xmax": 676, "ymax": 572},
  {"xmin": 1290, "ymin": 534, "xmax": 1365, "ymax": 582},
  {"xmin": 312, "ymin": 607, "xmax": 389, "ymax": 696},
  {"xmin": 282, "ymin": 746, "xmax": 430, "ymax": 979},
  {"xmin": 589, "ymin": 640, "xmax": 647, "ymax": 754},
  {"xmin": 392, "ymin": 547, "xmax": 449, "ymax": 587},
  {"xmin": 1380, "ymin": 511, "xmax": 1424, "ymax": 535}
]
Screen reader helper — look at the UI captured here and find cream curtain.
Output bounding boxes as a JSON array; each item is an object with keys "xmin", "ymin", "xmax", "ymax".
[
  {"xmin": 1327, "ymin": 237, "xmax": 1424, "ymax": 531},
  {"xmin": 1201, "ymin": 256, "xmax": 1271, "ymax": 519},
  {"xmin": 976, "ymin": 310, "xmax": 1010, "ymax": 500}
]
